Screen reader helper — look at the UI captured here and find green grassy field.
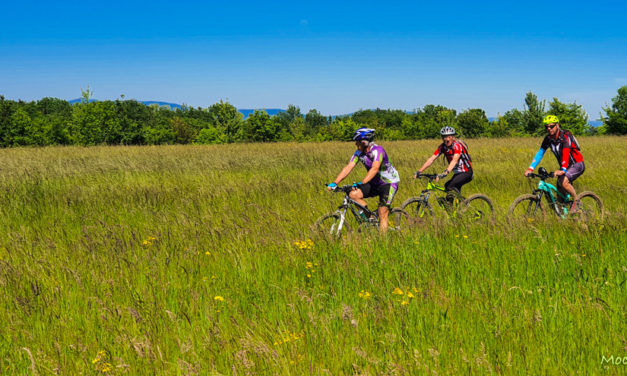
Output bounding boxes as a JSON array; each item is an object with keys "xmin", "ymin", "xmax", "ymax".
[{"xmin": 0, "ymin": 137, "xmax": 625, "ymax": 375}]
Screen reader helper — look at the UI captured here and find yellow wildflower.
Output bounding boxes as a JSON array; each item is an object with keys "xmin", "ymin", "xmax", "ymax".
[
  {"xmin": 205, "ymin": 251, "xmax": 211, "ymax": 255},
  {"xmin": 358, "ymin": 290, "xmax": 372, "ymax": 299},
  {"xmin": 401, "ymin": 300, "xmax": 409, "ymax": 305},
  {"xmin": 214, "ymin": 296, "xmax": 224, "ymax": 302},
  {"xmin": 392, "ymin": 288, "xmax": 404, "ymax": 295},
  {"xmin": 406, "ymin": 292, "xmax": 415, "ymax": 299}
]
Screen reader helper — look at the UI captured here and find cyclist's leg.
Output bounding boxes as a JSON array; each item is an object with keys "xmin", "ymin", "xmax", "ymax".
[
  {"xmin": 444, "ymin": 171, "xmax": 473, "ymax": 203},
  {"xmin": 350, "ymin": 182, "xmax": 371, "ymax": 209},
  {"xmin": 376, "ymin": 183, "xmax": 397, "ymax": 233},
  {"xmin": 559, "ymin": 162, "xmax": 585, "ymax": 209}
]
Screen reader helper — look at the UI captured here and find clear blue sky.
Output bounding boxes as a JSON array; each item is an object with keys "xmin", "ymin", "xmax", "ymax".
[{"xmin": 1, "ymin": 0, "xmax": 626, "ymax": 118}]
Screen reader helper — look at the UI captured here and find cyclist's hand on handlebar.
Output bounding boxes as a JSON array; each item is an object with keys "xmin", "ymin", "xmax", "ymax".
[
  {"xmin": 436, "ymin": 171, "xmax": 448, "ymax": 182},
  {"xmin": 414, "ymin": 171, "xmax": 421, "ymax": 179},
  {"xmin": 553, "ymin": 170, "xmax": 564, "ymax": 177},
  {"xmin": 524, "ymin": 168, "xmax": 533, "ymax": 177},
  {"xmin": 351, "ymin": 181, "xmax": 362, "ymax": 190},
  {"xmin": 327, "ymin": 182, "xmax": 337, "ymax": 191}
]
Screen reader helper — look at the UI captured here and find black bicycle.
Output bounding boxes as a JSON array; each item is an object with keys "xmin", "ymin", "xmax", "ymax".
[{"xmin": 315, "ymin": 184, "xmax": 410, "ymax": 238}]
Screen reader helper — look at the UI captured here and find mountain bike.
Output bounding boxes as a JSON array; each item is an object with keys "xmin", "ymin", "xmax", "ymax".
[
  {"xmin": 508, "ymin": 167, "xmax": 604, "ymax": 221},
  {"xmin": 315, "ymin": 184, "xmax": 410, "ymax": 238},
  {"xmin": 401, "ymin": 174, "xmax": 494, "ymax": 222}
]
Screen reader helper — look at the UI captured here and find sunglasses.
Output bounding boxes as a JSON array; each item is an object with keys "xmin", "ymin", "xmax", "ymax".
[{"xmin": 545, "ymin": 123, "xmax": 557, "ymax": 130}]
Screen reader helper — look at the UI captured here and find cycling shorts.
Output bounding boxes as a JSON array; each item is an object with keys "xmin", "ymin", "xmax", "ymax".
[{"xmin": 359, "ymin": 182, "xmax": 398, "ymax": 208}]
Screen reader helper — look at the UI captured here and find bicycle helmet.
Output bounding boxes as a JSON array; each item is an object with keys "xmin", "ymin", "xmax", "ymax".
[
  {"xmin": 352, "ymin": 128, "xmax": 376, "ymax": 142},
  {"xmin": 543, "ymin": 115, "xmax": 559, "ymax": 125},
  {"xmin": 440, "ymin": 126, "xmax": 456, "ymax": 136}
]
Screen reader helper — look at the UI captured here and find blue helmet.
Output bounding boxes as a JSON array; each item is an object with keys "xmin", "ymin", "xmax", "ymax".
[{"xmin": 352, "ymin": 127, "xmax": 375, "ymax": 142}]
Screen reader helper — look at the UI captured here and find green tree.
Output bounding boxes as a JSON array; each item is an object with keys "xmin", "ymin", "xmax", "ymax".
[
  {"xmin": 288, "ymin": 117, "xmax": 306, "ymax": 141},
  {"xmin": 195, "ymin": 127, "xmax": 224, "ymax": 144},
  {"xmin": 547, "ymin": 98, "xmax": 588, "ymax": 135},
  {"xmin": 70, "ymin": 101, "xmax": 118, "ymax": 145},
  {"xmin": 304, "ymin": 109, "xmax": 328, "ymax": 138},
  {"xmin": 243, "ymin": 110, "xmax": 279, "ymax": 142},
  {"xmin": 275, "ymin": 105, "xmax": 302, "ymax": 140},
  {"xmin": 523, "ymin": 92, "xmax": 546, "ymax": 135},
  {"xmin": 8, "ymin": 107, "xmax": 32, "ymax": 146},
  {"xmin": 318, "ymin": 118, "xmax": 358, "ymax": 141},
  {"xmin": 207, "ymin": 101, "xmax": 243, "ymax": 143},
  {"xmin": 602, "ymin": 86, "xmax": 627, "ymax": 135},
  {"xmin": 456, "ymin": 108, "xmax": 488, "ymax": 138}
]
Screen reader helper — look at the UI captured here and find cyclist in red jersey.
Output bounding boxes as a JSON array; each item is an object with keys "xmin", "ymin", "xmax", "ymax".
[
  {"xmin": 524, "ymin": 115, "xmax": 584, "ymax": 212},
  {"xmin": 413, "ymin": 126, "xmax": 473, "ymax": 203}
]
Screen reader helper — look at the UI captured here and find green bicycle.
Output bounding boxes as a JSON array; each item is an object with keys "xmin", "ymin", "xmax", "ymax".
[
  {"xmin": 508, "ymin": 167, "xmax": 604, "ymax": 221},
  {"xmin": 401, "ymin": 173, "xmax": 494, "ymax": 222}
]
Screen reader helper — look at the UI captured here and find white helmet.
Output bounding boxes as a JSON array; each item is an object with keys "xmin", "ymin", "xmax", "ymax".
[{"xmin": 440, "ymin": 126, "xmax": 456, "ymax": 136}]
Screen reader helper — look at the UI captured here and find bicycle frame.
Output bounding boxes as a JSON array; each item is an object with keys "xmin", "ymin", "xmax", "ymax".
[
  {"xmin": 530, "ymin": 171, "xmax": 572, "ymax": 218},
  {"xmin": 333, "ymin": 190, "xmax": 378, "ymax": 231},
  {"xmin": 416, "ymin": 177, "xmax": 462, "ymax": 216}
]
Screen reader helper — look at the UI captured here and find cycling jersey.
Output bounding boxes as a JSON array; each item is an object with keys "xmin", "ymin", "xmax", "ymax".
[
  {"xmin": 529, "ymin": 130, "xmax": 583, "ymax": 172},
  {"xmin": 433, "ymin": 140, "xmax": 473, "ymax": 174},
  {"xmin": 350, "ymin": 144, "xmax": 400, "ymax": 186}
]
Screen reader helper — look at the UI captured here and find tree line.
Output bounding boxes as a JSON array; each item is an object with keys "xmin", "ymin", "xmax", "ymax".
[{"xmin": 1, "ymin": 87, "xmax": 625, "ymax": 147}]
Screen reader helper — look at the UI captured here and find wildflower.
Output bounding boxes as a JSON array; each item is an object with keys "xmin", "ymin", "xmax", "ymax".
[
  {"xmin": 463, "ymin": 235, "xmax": 468, "ymax": 239},
  {"xmin": 293, "ymin": 239, "xmax": 314, "ymax": 251},
  {"xmin": 205, "ymin": 251, "xmax": 211, "ymax": 255},
  {"xmin": 358, "ymin": 290, "xmax": 372, "ymax": 299},
  {"xmin": 214, "ymin": 296, "xmax": 225, "ymax": 302},
  {"xmin": 305, "ymin": 262, "xmax": 313, "ymax": 269},
  {"xmin": 392, "ymin": 288, "xmax": 404, "ymax": 295},
  {"xmin": 401, "ymin": 300, "xmax": 409, "ymax": 305},
  {"xmin": 406, "ymin": 292, "xmax": 415, "ymax": 299}
]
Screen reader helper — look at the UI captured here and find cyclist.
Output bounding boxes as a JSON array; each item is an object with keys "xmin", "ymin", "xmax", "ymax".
[
  {"xmin": 413, "ymin": 126, "xmax": 473, "ymax": 203},
  {"xmin": 524, "ymin": 114, "xmax": 584, "ymax": 212},
  {"xmin": 327, "ymin": 128, "xmax": 400, "ymax": 232}
]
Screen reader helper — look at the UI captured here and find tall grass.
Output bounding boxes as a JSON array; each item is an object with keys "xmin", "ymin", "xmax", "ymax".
[{"xmin": 0, "ymin": 137, "xmax": 625, "ymax": 374}]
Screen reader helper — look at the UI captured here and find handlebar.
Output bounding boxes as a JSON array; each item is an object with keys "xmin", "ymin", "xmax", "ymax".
[
  {"xmin": 527, "ymin": 167, "xmax": 554, "ymax": 180},
  {"xmin": 325, "ymin": 184, "xmax": 360, "ymax": 193},
  {"xmin": 415, "ymin": 173, "xmax": 438, "ymax": 180}
]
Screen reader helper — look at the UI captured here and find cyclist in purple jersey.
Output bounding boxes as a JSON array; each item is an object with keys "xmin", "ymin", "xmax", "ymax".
[{"xmin": 327, "ymin": 128, "xmax": 400, "ymax": 233}]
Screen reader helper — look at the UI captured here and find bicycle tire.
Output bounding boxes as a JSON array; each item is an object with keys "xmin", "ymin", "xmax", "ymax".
[
  {"xmin": 574, "ymin": 191, "xmax": 604, "ymax": 221},
  {"xmin": 400, "ymin": 197, "xmax": 435, "ymax": 220},
  {"xmin": 389, "ymin": 208, "xmax": 411, "ymax": 230},
  {"xmin": 314, "ymin": 213, "xmax": 348, "ymax": 238},
  {"xmin": 460, "ymin": 194, "xmax": 494, "ymax": 222},
  {"xmin": 508, "ymin": 194, "xmax": 546, "ymax": 221}
]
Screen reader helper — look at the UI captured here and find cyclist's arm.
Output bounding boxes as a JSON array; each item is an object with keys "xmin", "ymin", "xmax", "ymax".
[
  {"xmin": 332, "ymin": 161, "xmax": 357, "ymax": 185},
  {"xmin": 444, "ymin": 153, "xmax": 461, "ymax": 174},
  {"xmin": 527, "ymin": 147, "xmax": 546, "ymax": 173},
  {"xmin": 362, "ymin": 160, "xmax": 382, "ymax": 184},
  {"xmin": 417, "ymin": 154, "xmax": 438, "ymax": 174},
  {"xmin": 559, "ymin": 139, "xmax": 572, "ymax": 172}
]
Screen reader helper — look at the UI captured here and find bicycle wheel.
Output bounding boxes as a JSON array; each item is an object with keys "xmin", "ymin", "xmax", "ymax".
[
  {"xmin": 508, "ymin": 194, "xmax": 545, "ymax": 221},
  {"xmin": 459, "ymin": 194, "xmax": 494, "ymax": 222},
  {"xmin": 400, "ymin": 197, "xmax": 434, "ymax": 220},
  {"xmin": 574, "ymin": 191, "xmax": 604, "ymax": 221},
  {"xmin": 389, "ymin": 208, "xmax": 410, "ymax": 231},
  {"xmin": 314, "ymin": 213, "xmax": 348, "ymax": 238}
]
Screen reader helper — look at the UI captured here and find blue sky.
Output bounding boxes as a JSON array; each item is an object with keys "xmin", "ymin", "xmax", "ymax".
[{"xmin": 1, "ymin": 1, "xmax": 626, "ymax": 117}]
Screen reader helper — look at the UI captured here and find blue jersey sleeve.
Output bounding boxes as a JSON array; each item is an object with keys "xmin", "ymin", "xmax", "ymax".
[{"xmin": 529, "ymin": 148, "xmax": 546, "ymax": 170}]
